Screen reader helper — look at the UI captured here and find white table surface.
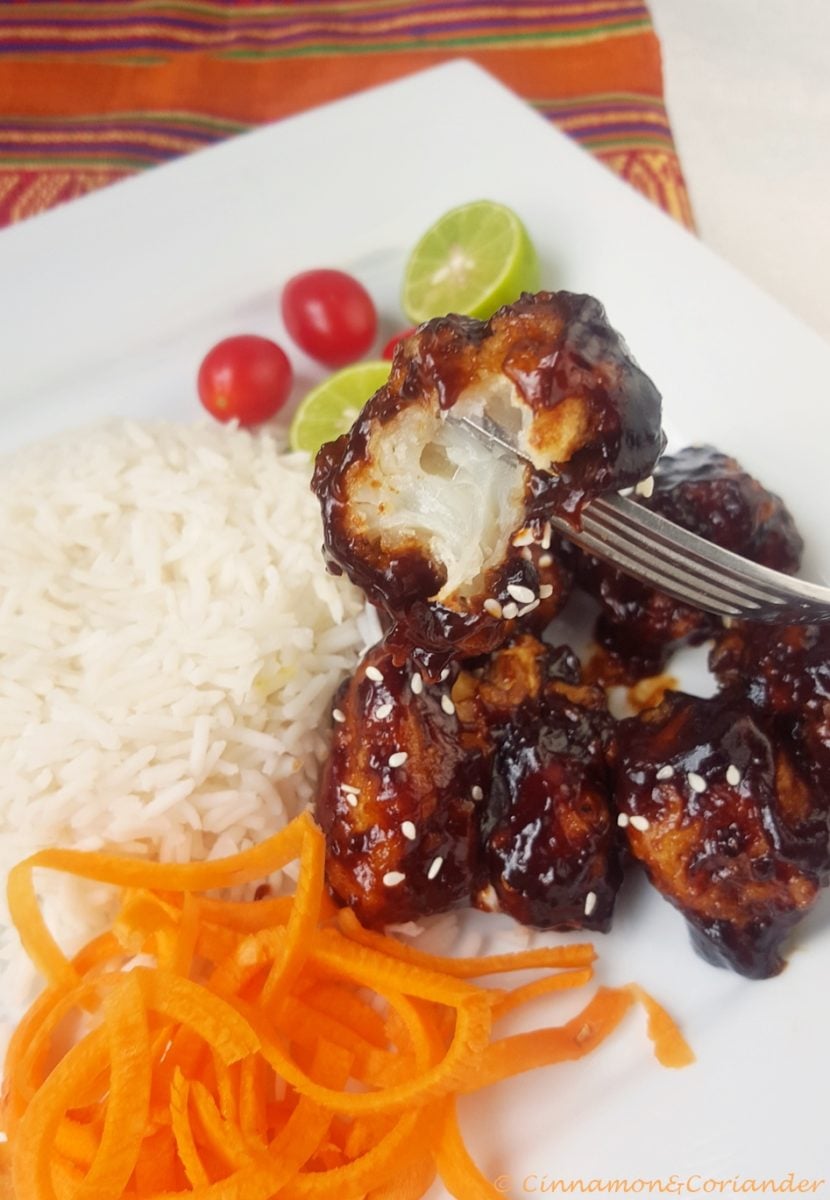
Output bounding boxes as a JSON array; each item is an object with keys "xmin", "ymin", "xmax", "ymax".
[{"xmin": 650, "ymin": 0, "xmax": 830, "ymax": 343}]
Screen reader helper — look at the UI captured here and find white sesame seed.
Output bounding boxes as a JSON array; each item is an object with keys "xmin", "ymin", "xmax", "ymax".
[
  {"xmin": 538, "ymin": 584, "xmax": 554, "ymax": 599},
  {"xmin": 388, "ymin": 751, "xmax": 408, "ymax": 768},
  {"xmin": 341, "ymin": 784, "xmax": 360, "ymax": 795},
  {"xmin": 517, "ymin": 600, "xmax": 541, "ymax": 618},
  {"xmin": 365, "ymin": 665, "xmax": 383, "ymax": 683},
  {"xmin": 722, "ymin": 616, "xmax": 735, "ymax": 629},
  {"xmin": 512, "ymin": 528, "xmax": 534, "ymax": 547},
  {"xmin": 507, "ymin": 583, "xmax": 535, "ymax": 605},
  {"xmin": 584, "ymin": 891, "xmax": 597, "ymax": 917},
  {"xmin": 410, "ymin": 672, "xmax": 423, "ymax": 695},
  {"xmin": 440, "ymin": 667, "xmax": 451, "ymax": 682},
  {"xmin": 345, "ymin": 793, "xmax": 358, "ymax": 808},
  {"xmin": 375, "ymin": 702, "xmax": 393, "ymax": 719},
  {"xmin": 541, "ymin": 521, "xmax": 552, "ymax": 550},
  {"xmin": 471, "ymin": 785, "xmax": 484, "ymax": 801},
  {"xmin": 401, "ymin": 821, "xmax": 417, "ymax": 841},
  {"xmin": 441, "ymin": 694, "xmax": 456, "ymax": 716},
  {"xmin": 656, "ymin": 765, "xmax": 675, "ymax": 781},
  {"xmin": 617, "ymin": 812, "xmax": 630, "ymax": 828},
  {"xmin": 629, "ymin": 814, "xmax": 650, "ymax": 832},
  {"xmin": 427, "ymin": 856, "xmax": 444, "ymax": 881},
  {"xmin": 332, "ymin": 708, "xmax": 346, "ymax": 723},
  {"xmin": 383, "ymin": 871, "xmax": 406, "ymax": 888},
  {"xmin": 726, "ymin": 764, "xmax": 742, "ymax": 787},
  {"xmin": 502, "ymin": 602, "xmax": 519, "ymax": 620},
  {"xmin": 634, "ymin": 475, "xmax": 655, "ymax": 498},
  {"xmin": 521, "ymin": 547, "xmax": 533, "ymax": 561},
  {"xmin": 483, "ymin": 598, "xmax": 503, "ymax": 618},
  {"xmin": 538, "ymin": 553, "xmax": 553, "ymax": 568},
  {"xmin": 687, "ymin": 772, "xmax": 707, "ymax": 794}
]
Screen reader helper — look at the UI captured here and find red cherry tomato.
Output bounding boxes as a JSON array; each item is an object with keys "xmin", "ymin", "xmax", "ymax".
[
  {"xmin": 197, "ymin": 335, "xmax": 293, "ymax": 426},
  {"xmin": 381, "ymin": 327, "xmax": 417, "ymax": 360},
  {"xmin": 281, "ymin": 269, "xmax": 377, "ymax": 367}
]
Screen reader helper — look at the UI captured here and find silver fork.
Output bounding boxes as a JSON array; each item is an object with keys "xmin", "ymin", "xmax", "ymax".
[{"xmin": 459, "ymin": 416, "xmax": 830, "ymax": 624}]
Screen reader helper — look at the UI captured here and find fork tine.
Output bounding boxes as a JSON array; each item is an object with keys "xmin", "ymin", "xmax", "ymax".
[
  {"xmin": 577, "ymin": 497, "xmax": 830, "ymax": 622},
  {"xmin": 557, "ymin": 514, "xmax": 759, "ymax": 615},
  {"xmin": 587, "ymin": 496, "xmax": 786, "ymax": 609},
  {"xmin": 567, "ymin": 528, "xmax": 747, "ymax": 614},
  {"xmin": 582, "ymin": 499, "xmax": 786, "ymax": 608},
  {"xmin": 590, "ymin": 495, "xmax": 830, "ymax": 620}
]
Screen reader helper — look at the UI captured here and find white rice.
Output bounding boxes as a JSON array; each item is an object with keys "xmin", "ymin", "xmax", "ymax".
[{"xmin": 0, "ymin": 418, "xmax": 371, "ymax": 1031}]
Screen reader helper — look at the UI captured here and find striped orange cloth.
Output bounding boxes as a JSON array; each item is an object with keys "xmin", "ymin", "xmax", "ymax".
[{"xmin": 0, "ymin": 1, "xmax": 693, "ymax": 230}]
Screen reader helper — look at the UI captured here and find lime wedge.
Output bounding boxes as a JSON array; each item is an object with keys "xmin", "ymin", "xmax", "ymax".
[
  {"xmin": 288, "ymin": 360, "xmax": 390, "ymax": 456},
  {"xmin": 402, "ymin": 200, "xmax": 541, "ymax": 324}
]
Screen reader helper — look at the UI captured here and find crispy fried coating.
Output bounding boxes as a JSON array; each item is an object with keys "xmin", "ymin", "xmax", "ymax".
[
  {"xmin": 453, "ymin": 632, "xmax": 579, "ymax": 730},
  {"xmin": 616, "ymin": 690, "xmax": 820, "ymax": 977},
  {"xmin": 575, "ymin": 446, "xmax": 803, "ymax": 679},
  {"xmin": 312, "ymin": 292, "xmax": 663, "ymax": 664},
  {"xmin": 315, "ymin": 642, "xmax": 489, "ymax": 927},
  {"xmin": 469, "ymin": 635, "xmax": 621, "ymax": 931}
]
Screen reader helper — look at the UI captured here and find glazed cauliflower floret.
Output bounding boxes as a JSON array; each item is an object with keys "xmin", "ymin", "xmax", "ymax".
[
  {"xmin": 315, "ymin": 642, "xmax": 490, "ymax": 927},
  {"xmin": 616, "ymin": 689, "xmax": 822, "ymax": 978},
  {"xmin": 312, "ymin": 291, "xmax": 664, "ymax": 662}
]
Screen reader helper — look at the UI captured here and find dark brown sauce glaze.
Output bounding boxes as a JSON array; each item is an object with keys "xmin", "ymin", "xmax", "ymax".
[
  {"xmin": 711, "ymin": 622, "xmax": 830, "ymax": 877},
  {"xmin": 460, "ymin": 635, "xmax": 621, "ymax": 931},
  {"xmin": 312, "ymin": 292, "xmax": 663, "ymax": 663},
  {"xmin": 712, "ymin": 622, "xmax": 830, "ymax": 719},
  {"xmin": 315, "ymin": 641, "xmax": 490, "ymax": 927},
  {"xmin": 572, "ymin": 446, "xmax": 803, "ymax": 680},
  {"xmin": 478, "ymin": 681, "xmax": 621, "ymax": 932},
  {"xmin": 616, "ymin": 689, "xmax": 820, "ymax": 978}
]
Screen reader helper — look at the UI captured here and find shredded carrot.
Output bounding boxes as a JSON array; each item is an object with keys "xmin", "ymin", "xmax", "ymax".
[
  {"xmin": 436, "ymin": 1099, "xmax": 505, "ymax": 1199},
  {"xmin": 367, "ymin": 1155, "xmax": 437, "ymax": 1200},
  {"xmin": 169, "ymin": 1068, "xmax": 209, "ymax": 1189},
  {"xmin": 336, "ymin": 907, "xmax": 597, "ymax": 975},
  {"xmin": 489, "ymin": 965, "xmax": 595, "ymax": 1019},
  {"xmin": 1, "ymin": 811, "xmax": 692, "ymax": 1200},
  {"xmin": 625, "ymin": 983, "xmax": 696, "ymax": 1068},
  {"xmin": 0, "ymin": 1147, "xmax": 12, "ymax": 1200}
]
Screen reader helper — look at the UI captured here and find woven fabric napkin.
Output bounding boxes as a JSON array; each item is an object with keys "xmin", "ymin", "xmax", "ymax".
[{"xmin": 0, "ymin": 1, "xmax": 693, "ymax": 229}]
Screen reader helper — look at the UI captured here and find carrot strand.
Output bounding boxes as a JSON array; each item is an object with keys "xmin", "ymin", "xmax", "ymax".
[
  {"xmin": 169, "ymin": 1068, "xmax": 209, "ymax": 1189},
  {"xmin": 489, "ymin": 966, "xmax": 595, "ymax": 1019},
  {"xmin": 336, "ymin": 908, "xmax": 596, "ymax": 976},
  {"xmin": 625, "ymin": 984, "xmax": 696, "ymax": 1068},
  {"xmin": 436, "ymin": 1099, "xmax": 504, "ymax": 1199},
  {"xmin": 71, "ymin": 974, "xmax": 151, "ymax": 1200}
]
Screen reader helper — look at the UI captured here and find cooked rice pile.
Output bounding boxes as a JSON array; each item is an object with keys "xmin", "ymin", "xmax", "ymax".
[{"xmin": 0, "ymin": 419, "xmax": 367, "ymax": 1027}]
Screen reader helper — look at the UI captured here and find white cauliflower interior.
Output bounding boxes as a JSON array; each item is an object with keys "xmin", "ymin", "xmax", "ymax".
[{"xmin": 349, "ymin": 384, "xmax": 528, "ymax": 603}]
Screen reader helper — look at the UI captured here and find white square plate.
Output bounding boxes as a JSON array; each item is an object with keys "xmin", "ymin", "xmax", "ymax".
[{"xmin": 1, "ymin": 61, "xmax": 828, "ymax": 1196}]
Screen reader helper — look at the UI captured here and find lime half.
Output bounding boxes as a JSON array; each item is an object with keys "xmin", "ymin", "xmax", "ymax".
[
  {"xmin": 402, "ymin": 200, "xmax": 541, "ymax": 324},
  {"xmin": 288, "ymin": 360, "xmax": 390, "ymax": 456}
]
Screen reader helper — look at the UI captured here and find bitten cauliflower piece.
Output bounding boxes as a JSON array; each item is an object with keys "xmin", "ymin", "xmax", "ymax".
[{"xmin": 312, "ymin": 291, "xmax": 664, "ymax": 664}]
